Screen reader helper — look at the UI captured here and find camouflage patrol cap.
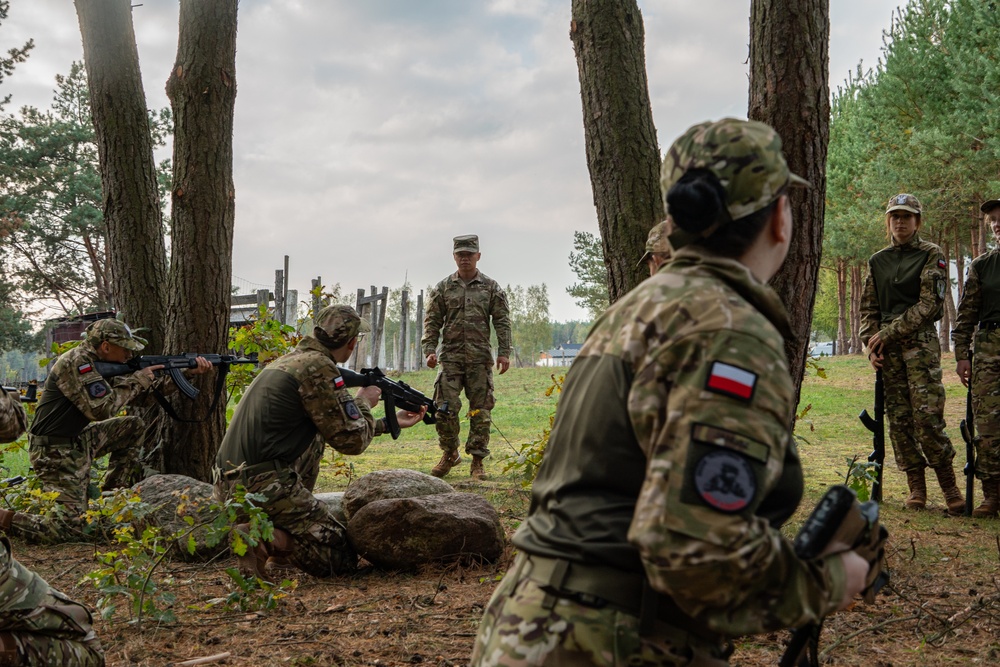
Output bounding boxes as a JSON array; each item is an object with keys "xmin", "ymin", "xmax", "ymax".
[
  {"xmin": 314, "ymin": 305, "xmax": 371, "ymax": 347},
  {"xmin": 453, "ymin": 235, "xmax": 479, "ymax": 253},
  {"xmin": 660, "ymin": 118, "xmax": 808, "ymax": 245},
  {"xmin": 886, "ymin": 193, "xmax": 921, "ymax": 215},
  {"xmin": 637, "ymin": 219, "xmax": 671, "ymax": 266},
  {"xmin": 981, "ymin": 199, "xmax": 1000, "ymax": 214},
  {"xmin": 86, "ymin": 318, "xmax": 146, "ymax": 352}
]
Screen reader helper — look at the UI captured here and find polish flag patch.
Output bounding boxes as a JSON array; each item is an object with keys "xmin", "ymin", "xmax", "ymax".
[
  {"xmin": 78, "ymin": 363, "xmax": 93, "ymax": 374},
  {"xmin": 705, "ymin": 362, "xmax": 757, "ymax": 402},
  {"xmin": 937, "ymin": 258, "xmax": 946, "ymax": 269},
  {"xmin": 333, "ymin": 375, "xmax": 345, "ymax": 389}
]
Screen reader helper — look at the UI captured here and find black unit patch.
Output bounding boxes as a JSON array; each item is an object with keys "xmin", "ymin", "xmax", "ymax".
[
  {"xmin": 693, "ymin": 450, "xmax": 756, "ymax": 513},
  {"xmin": 87, "ymin": 380, "xmax": 109, "ymax": 399},
  {"xmin": 343, "ymin": 399, "xmax": 362, "ymax": 420}
]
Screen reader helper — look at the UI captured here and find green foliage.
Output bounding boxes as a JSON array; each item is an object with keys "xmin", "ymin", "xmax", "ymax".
[
  {"xmin": 566, "ymin": 231, "xmax": 610, "ymax": 320},
  {"xmin": 198, "ymin": 569, "xmax": 297, "ymax": 613},
  {"xmin": 502, "ymin": 374, "xmax": 563, "ymax": 487},
  {"xmin": 505, "ymin": 283, "xmax": 552, "ymax": 367},
  {"xmin": 844, "ymin": 454, "xmax": 880, "ymax": 503},
  {"xmin": 227, "ymin": 304, "xmax": 300, "ymax": 406}
]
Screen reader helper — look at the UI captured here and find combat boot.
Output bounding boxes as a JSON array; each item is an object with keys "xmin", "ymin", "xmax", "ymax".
[
  {"xmin": 470, "ymin": 455, "xmax": 487, "ymax": 481},
  {"xmin": 933, "ymin": 464, "xmax": 965, "ymax": 516},
  {"xmin": 904, "ymin": 468, "xmax": 927, "ymax": 510},
  {"xmin": 0, "ymin": 508, "xmax": 14, "ymax": 532},
  {"xmin": 431, "ymin": 450, "xmax": 461, "ymax": 478},
  {"xmin": 972, "ymin": 478, "xmax": 1000, "ymax": 519}
]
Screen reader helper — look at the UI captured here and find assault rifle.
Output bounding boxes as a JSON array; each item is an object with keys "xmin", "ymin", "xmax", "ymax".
[
  {"xmin": 779, "ymin": 485, "xmax": 889, "ymax": 667},
  {"xmin": 858, "ymin": 370, "xmax": 885, "ymax": 503},
  {"xmin": 1, "ymin": 384, "xmax": 37, "ymax": 403},
  {"xmin": 93, "ymin": 353, "xmax": 257, "ymax": 400},
  {"xmin": 959, "ymin": 369, "xmax": 975, "ymax": 517},
  {"xmin": 337, "ymin": 366, "xmax": 440, "ymax": 439}
]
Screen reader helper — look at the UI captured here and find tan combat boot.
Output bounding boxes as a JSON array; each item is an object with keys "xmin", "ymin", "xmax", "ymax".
[
  {"xmin": 933, "ymin": 465, "xmax": 965, "ymax": 516},
  {"xmin": 972, "ymin": 478, "xmax": 1000, "ymax": 519},
  {"xmin": 470, "ymin": 455, "xmax": 487, "ymax": 481},
  {"xmin": 431, "ymin": 450, "xmax": 461, "ymax": 478},
  {"xmin": 0, "ymin": 508, "xmax": 15, "ymax": 532},
  {"xmin": 236, "ymin": 525, "xmax": 292, "ymax": 581},
  {"xmin": 904, "ymin": 468, "xmax": 927, "ymax": 510}
]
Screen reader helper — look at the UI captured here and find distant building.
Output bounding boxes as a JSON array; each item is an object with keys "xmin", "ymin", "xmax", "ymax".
[
  {"xmin": 45, "ymin": 310, "xmax": 116, "ymax": 351},
  {"xmin": 537, "ymin": 343, "xmax": 582, "ymax": 367}
]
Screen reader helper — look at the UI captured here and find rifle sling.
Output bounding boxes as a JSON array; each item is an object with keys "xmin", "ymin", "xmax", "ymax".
[{"xmin": 152, "ymin": 364, "xmax": 230, "ymax": 423}]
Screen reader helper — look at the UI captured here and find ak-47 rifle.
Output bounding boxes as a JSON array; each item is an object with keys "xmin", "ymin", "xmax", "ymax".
[
  {"xmin": 1, "ymin": 384, "xmax": 37, "ymax": 403},
  {"xmin": 337, "ymin": 366, "xmax": 440, "ymax": 439},
  {"xmin": 779, "ymin": 485, "xmax": 890, "ymax": 667},
  {"xmin": 858, "ymin": 370, "xmax": 885, "ymax": 503},
  {"xmin": 959, "ymin": 364, "xmax": 976, "ymax": 517},
  {"xmin": 92, "ymin": 353, "xmax": 257, "ymax": 400}
]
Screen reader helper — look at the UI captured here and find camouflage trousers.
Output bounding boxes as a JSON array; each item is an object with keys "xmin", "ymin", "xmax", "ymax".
[
  {"xmin": 14, "ymin": 417, "xmax": 144, "ymax": 544},
  {"xmin": 0, "ymin": 538, "xmax": 105, "ymax": 666},
  {"xmin": 471, "ymin": 554, "xmax": 729, "ymax": 667},
  {"xmin": 972, "ymin": 329, "xmax": 1000, "ymax": 480},
  {"xmin": 213, "ymin": 459, "xmax": 356, "ymax": 578},
  {"xmin": 433, "ymin": 362, "xmax": 495, "ymax": 458},
  {"xmin": 882, "ymin": 328, "xmax": 955, "ymax": 471}
]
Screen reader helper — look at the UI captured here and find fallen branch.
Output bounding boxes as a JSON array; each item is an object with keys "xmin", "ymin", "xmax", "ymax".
[{"xmin": 170, "ymin": 652, "xmax": 231, "ymax": 666}]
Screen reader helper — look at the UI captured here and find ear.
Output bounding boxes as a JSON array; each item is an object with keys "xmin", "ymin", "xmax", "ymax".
[
  {"xmin": 771, "ymin": 195, "xmax": 791, "ymax": 245},
  {"xmin": 345, "ymin": 336, "xmax": 358, "ymax": 353}
]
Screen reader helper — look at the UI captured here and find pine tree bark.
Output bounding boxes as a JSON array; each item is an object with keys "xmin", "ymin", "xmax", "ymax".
[
  {"xmin": 850, "ymin": 263, "xmax": 863, "ymax": 354},
  {"xmin": 836, "ymin": 258, "xmax": 848, "ymax": 355},
  {"xmin": 749, "ymin": 0, "xmax": 830, "ymax": 405},
  {"xmin": 570, "ymin": 0, "xmax": 664, "ymax": 303},
  {"xmin": 159, "ymin": 0, "xmax": 238, "ymax": 480},
  {"xmin": 74, "ymin": 0, "xmax": 167, "ymax": 347}
]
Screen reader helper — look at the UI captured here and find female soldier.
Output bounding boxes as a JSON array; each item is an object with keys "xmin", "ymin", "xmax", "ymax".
[
  {"xmin": 860, "ymin": 194, "xmax": 963, "ymax": 515},
  {"xmin": 470, "ymin": 118, "xmax": 870, "ymax": 666},
  {"xmin": 951, "ymin": 199, "xmax": 1000, "ymax": 518}
]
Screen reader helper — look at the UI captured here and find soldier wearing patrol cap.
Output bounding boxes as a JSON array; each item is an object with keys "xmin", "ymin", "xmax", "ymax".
[
  {"xmin": 0, "ymin": 317, "xmax": 212, "ymax": 544},
  {"xmin": 861, "ymin": 194, "xmax": 963, "ymax": 515},
  {"xmin": 638, "ymin": 219, "xmax": 672, "ymax": 276},
  {"xmin": 471, "ymin": 118, "xmax": 872, "ymax": 666},
  {"xmin": 214, "ymin": 304, "xmax": 426, "ymax": 579},
  {"xmin": 952, "ymin": 198, "xmax": 1000, "ymax": 518},
  {"xmin": 422, "ymin": 234, "xmax": 512, "ymax": 480}
]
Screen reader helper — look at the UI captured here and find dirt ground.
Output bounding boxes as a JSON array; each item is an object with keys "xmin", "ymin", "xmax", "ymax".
[{"xmin": 13, "ymin": 499, "xmax": 1000, "ymax": 667}]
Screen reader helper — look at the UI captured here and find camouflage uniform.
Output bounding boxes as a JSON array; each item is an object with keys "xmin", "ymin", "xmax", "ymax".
[
  {"xmin": 473, "ymin": 119, "xmax": 846, "ymax": 667},
  {"xmin": 859, "ymin": 228, "xmax": 954, "ymax": 473},
  {"xmin": 214, "ymin": 306, "xmax": 386, "ymax": 577},
  {"xmin": 14, "ymin": 320, "xmax": 159, "ymax": 544},
  {"xmin": 0, "ymin": 537, "xmax": 105, "ymax": 666},
  {"xmin": 638, "ymin": 219, "xmax": 672, "ymax": 269},
  {"xmin": 0, "ymin": 389, "xmax": 27, "ymax": 444},
  {"xmin": 422, "ymin": 238, "xmax": 511, "ymax": 459}
]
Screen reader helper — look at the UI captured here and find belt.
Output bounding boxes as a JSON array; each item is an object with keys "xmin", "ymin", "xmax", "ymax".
[
  {"xmin": 521, "ymin": 552, "xmax": 724, "ymax": 644},
  {"xmin": 29, "ymin": 434, "xmax": 74, "ymax": 446},
  {"xmin": 980, "ymin": 321, "xmax": 1000, "ymax": 330},
  {"xmin": 217, "ymin": 459, "xmax": 287, "ymax": 481}
]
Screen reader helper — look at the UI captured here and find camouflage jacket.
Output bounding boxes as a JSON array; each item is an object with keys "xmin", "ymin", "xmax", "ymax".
[
  {"xmin": 514, "ymin": 246, "xmax": 845, "ymax": 637},
  {"xmin": 953, "ymin": 248, "xmax": 1000, "ymax": 361},
  {"xmin": 421, "ymin": 271, "xmax": 512, "ymax": 364},
  {"xmin": 216, "ymin": 336, "xmax": 384, "ymax": 469},
  {"xmin": 29, "ymin": 341, "xmax": 160, "ymax": 439},
  {"xmin": 860, "ymin": 234, "xmax": 946, "ymax": 352},
  {"xmin": 0, "ymin": 387, "xmax": 27, "ymax": 443}
]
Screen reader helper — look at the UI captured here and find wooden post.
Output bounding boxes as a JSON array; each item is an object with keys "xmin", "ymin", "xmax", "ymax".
[
  {"xmin": 399, "ymin": 290, "xmax": 409, "ymax": 371},
  {"xmin": 415, "ymin": 290, "xmax": 424, "ymax": 369},
  {"xmin": 286, "ymin": 289, "xmax": 298, "ymax": 328},
  {"xmin": 283, "ymin": 254, "xmax": 290, "ymax": 320},
  {"xmin": 256, "ymin": 288, "xmax": 270, "ymax": 314},
  {"xmin": 311, "ymin": 278, "xmax": 322, "ymax": 321},
  {"xmin": 372, "ymin": 286, "xmax": 388, "ymax": 367},
  {"xmin": 274, "ymin": 270, "xmax": 285, "ymax": 324}
]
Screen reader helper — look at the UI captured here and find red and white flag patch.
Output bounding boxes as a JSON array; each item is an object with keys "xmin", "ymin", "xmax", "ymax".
[
  {"xmin": 334, "ymin": 375, "xmax": 345, "ymax": 389},
  {"xmin": 78, "ymin": 363, "xmax": 93, "ymax": 374},
  {"xmin": 705, "ymin": 361, "xmax": 757, "ymax": 401},
  {"xmin": 937, "ymin": 258, "xmax": 946, "ymax": 269}
]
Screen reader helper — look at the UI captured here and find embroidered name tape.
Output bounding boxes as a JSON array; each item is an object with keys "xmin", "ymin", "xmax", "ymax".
[{"xmin": 705, "ymin": 361, "xmax": 757, "ymax": 401}]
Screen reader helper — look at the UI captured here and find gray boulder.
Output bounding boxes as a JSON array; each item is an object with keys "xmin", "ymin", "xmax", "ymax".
[
  {"xmin": 347, "ymin": 492, "xmax": 504, "ymax": 569},
  {"xmin": 342, "ymin": 468, "xmax": 453, "ymax": 518}
]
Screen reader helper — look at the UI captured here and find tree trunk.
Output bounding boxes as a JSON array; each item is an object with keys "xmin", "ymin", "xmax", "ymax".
[
  {"xmin": 74, "ymin": 0, "xmax": 167, "ymax": 346},
  {"xmin": 570, "ymin": 0, "xmax": 664, "ymax": 303},
  {"xmin": 939, "ymin": 234, "xmax": 953, "ymax": 353},
  {"xmin": 749, "ymin": 0, "xmax": 830, "ymax": 405},
  {"xmin": 159, "ymin": 0, "xmax": 238, "ymax": 480},
  {"xmin": 836, "ymin": 258, "xmax": 848, "ymax": 356},
  {"xmin": 850, "ymin": 263, "xmax": 863, "ymax": 354}
]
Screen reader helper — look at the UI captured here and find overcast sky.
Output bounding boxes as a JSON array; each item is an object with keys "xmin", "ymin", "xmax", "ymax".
[{"xmin": 2, "ymin": 0, "xmax": 903, "ymax": 322}]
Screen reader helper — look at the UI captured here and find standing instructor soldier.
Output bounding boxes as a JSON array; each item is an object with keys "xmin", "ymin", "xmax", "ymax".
[{"xmin": 422, "ymin": 235, "xmax": 512, "ymax": 480}]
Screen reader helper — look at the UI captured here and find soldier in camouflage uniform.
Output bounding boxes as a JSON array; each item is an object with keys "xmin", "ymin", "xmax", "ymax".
[
  {"xmin": 0, "ymin": 319, "xmax": 212, "ymax": 544},
  {"xmin": 422, "ymin": 235, "xmax": 512, "ymax": 480},
  {"xmin": 471, "ymin": 119, "xmax": 872, "ymax": 667},
  {"xmin": 0, "ymin": 537, "xmax": 105, "ymax": 666},
  {"xmin": 639, "ymin": 219, "xmax": 673, "ymax": 277},
  {"xmin": 951, "ymin": 198, "xmax": 1000, "ymax": 518},
  {"xmin": 213, "ymin": 305, "xmax": 426, "ymax": 579},
  {"xmin": 860, "ymin": 194, "xmax": 964, "ymax": 515},
  {"xmin": 0, "ymin": 387, "xmax": 27, "ymax": 445}
]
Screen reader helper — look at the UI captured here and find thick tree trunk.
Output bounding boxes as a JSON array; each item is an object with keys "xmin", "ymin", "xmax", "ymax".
[
  {"xmin": 159, "ymin": 0, "xmax": 238, "ymax": 480},
  {"xmin": 74, "ymin": 0, "xmax": 167, "ymax": 345},
  {"xmin": 749, "ymin": 0, "xmax": 830, "ymax": 405},
  {"xmin": 570, "ymin": 0, "xmax": 664, "ymax": 303},
  {"xmin": 836, "ymin": 258, "xmax": 848, "ymax": 356}
]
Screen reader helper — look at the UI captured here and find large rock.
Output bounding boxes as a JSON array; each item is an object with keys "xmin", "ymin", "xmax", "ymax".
[
  {"xmin": 348, "ymin": 492, "xmax": 504, "ymax": 569},
  {"xmin": 342, "ymin": 469, "xmax": 453, "ymax": 518}
]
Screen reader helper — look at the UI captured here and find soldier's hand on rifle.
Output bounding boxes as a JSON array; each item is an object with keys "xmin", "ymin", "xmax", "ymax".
[
  {"xmin": 835, "ymin": 551, "xmax": 871, "ymax": 610},
  {"xmin": 956, "ymin": 359, "xmax": 971, "ymax": 387},
  {"xmin": 426, "ymin": 353, "xmax": 438, "ymax": 369},
  {"xmin": 356, "ymin": 385, "xmax": 382, "ymax": 407},
  {"xmin": 187, "ymin": 356, "xmax": 214, "ymax": 376},
  {"xmin": 138, "ymin": 364, "xmax": 165, "ymax": 381},
  {"xmin": 395, "ymin": 406, "xmax": 428, "ymax": 429},
  {"xmin": 496, "ymin": 356, "xmax": 510, "ymax": 375},
  {"xmin": 866, "ymin": 334, "xmax": 884, "ymax": 370}
]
